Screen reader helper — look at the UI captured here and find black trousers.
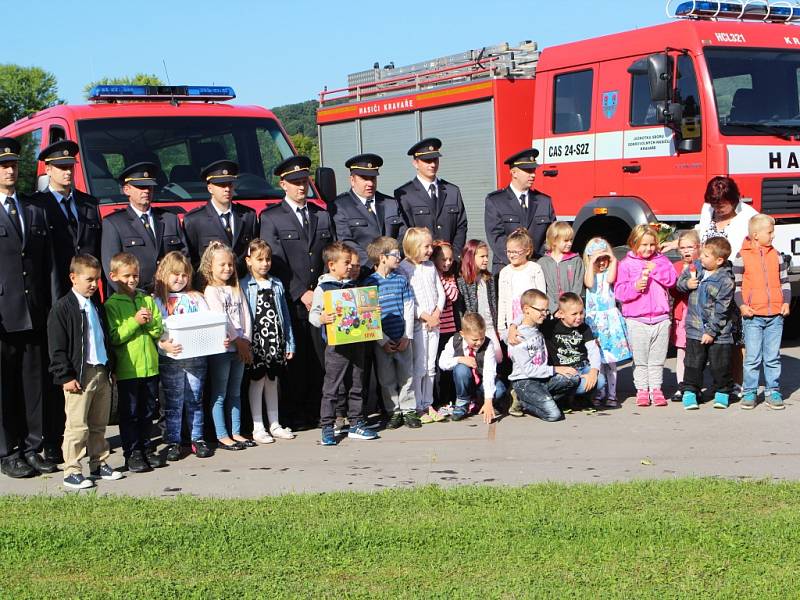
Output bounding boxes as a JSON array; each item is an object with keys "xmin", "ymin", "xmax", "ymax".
[
  {"xmin": 683, "ymin": 339, "xmax": 733, "ymax": 395},
  {"xmin": 434, "ymin": 332, "xmax": 455, "ymax": 407},
  {"xmin": 284, "ymin": 302, "xmax": 324, "ymax": 427},
  {"xmin": 320, "ymin": 344, "xmax": 367, "ymax": 428},
  {"xmin": 116, "ymin": 376, "xmax": 158, "ymax": 457},
  {"xmin": 0, "ymin": 329, "xmax": 46, "ymax": 459}
]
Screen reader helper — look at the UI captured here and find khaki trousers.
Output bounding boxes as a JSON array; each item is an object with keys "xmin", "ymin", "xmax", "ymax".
[{"xmin": 62, "ymin": 365, "xmax": 111, "ymax": 477}]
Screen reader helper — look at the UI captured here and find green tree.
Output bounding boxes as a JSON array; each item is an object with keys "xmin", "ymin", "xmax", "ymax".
[
  {"xmin": 83, "ymin": 73, "xmax": 164, "ymax": 98},
  {"xmin": 273, "ymin": 100, "xmax": 318, "ymax": 139},
  {"xmin": 291, "ymin": 133, "xmax": 319, "ymax": 171},
  {"xmin": 0, "ymin": 64, "xmax": 61, "ymax": 128}
]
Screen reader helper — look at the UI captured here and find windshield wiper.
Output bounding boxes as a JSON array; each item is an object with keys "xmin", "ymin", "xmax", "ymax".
[{"xmin": 726, "ymin": 121, "xmax": 796, "ymax": 140}]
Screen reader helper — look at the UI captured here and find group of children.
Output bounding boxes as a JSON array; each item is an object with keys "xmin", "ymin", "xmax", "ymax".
[{"xmin": 47, "ymin": 211, "xmax": 790, "ymax": 487}]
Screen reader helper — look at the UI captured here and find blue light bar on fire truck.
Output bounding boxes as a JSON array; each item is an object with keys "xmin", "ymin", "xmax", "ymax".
[
  {"xmin": 88, "ymin": 85, "xmax": 236, "ymax": 102},
  {"xmin": 668, "ymin": 0, "xmax": 800, "ymax": 22}
]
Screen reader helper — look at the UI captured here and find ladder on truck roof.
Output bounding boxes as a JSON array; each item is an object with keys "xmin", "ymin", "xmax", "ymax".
[{"xmin": 318, "ymin": 42, "xmax": 539, "ymax": 107}]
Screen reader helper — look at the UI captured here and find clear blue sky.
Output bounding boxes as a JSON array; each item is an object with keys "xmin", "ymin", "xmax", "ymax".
[{"xmin": 7, "ymin": 0, "xmax": 669, "ymax": 108}]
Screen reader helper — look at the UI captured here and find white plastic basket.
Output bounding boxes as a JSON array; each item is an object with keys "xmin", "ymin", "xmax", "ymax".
[{"xmin": 163, "ymin": 311, "xmax": 228, "ymax": 359}]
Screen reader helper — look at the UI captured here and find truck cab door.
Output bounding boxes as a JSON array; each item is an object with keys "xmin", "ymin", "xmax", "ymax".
[
  {"xmin": 594, "ymin": 58, "xmax": 629, "ymax": 200},
  {"xmin": 534, "ymin": 66, "xmax": 597, "ymax": 221},
  {"xmin": 622, "ymin": 53, "xmax": 707, "ymax": 221}
]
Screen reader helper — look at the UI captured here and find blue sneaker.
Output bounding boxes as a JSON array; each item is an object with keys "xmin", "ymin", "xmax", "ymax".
[
  {"xmin": 740, "ymin": 392, "xmax": 756, "ymax": 410},
  {"xmin": 766, "ymin": 391, "xmax": 785, "ymax": 411},
  {"xmin": 63, "ymin": 473, "xmax": 94, "ymax": 490},
  {"xmin": 347, "ymin": 421, "xmax": 379, "ymax": 440},
  {"xmin": 682, "ymin": 391, "xmax": 699, "ymax": 410},
  {"xmin": 713, "ymin": 392, "xmax": 729, "ymax": 409},
  {"xmin": 320, "ymin": 425, "xmax": 337, "ymax": 446}
]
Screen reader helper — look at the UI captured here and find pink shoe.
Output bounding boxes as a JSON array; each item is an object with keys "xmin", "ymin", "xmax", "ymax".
[
  {"xmin": 652, "ymin": 389, "xmax": 668, "ymax": 407},
  {"xmin": 636, "ymin": 390, "xmax": 651, "ymax": 407}
]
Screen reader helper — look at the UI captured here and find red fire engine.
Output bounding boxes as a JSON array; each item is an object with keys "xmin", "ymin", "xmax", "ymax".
[
  {"xmin": 317, "ymin": 0, "xmax": 800, "ymax": 298},
  {"xmin": 0, "ymin": 85, "xmax": 326, "ymax": 217}
]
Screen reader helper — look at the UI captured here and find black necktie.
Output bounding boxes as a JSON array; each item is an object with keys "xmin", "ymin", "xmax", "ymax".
[
  {"xmin": 297, "ymin": 207, "xmax": 309, "ymax": 237},
  {"xmin": 429, "ymin": 183, "xmax": 438, "ymax": 206},
  {"xmin": 5, "ymin": 198, "xmax": 22, "ymax": 239},
  {"xmin": 520, "ymin": 193, "xmax": 528, "ymax": 212},
  {"xmin": 365, "ymin": 198, "xmax": 381, "ymax": 231},
  {"xmin": 62, "ymin": 196, "xmax": 78, "ymax": 232},
  {"xmin": 221, "ymin": 212, "xmax": 233, "ymax": 243},
  {"xmin": 140, "ymin": 213, "xmax": 156, "ymax": 244}
]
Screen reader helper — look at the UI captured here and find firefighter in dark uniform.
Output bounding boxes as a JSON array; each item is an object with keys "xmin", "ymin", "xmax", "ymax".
[
  {"xmin": 484, "ymin": 148, "xmax": 556, "ymax": 274},
  {"xmin": 394, "ymin": 138, "xmax": 468, "ymax": 255},
  {"xmin": 100, "ymin": 162, "xmax": 187, "ymax": 291},
  {"xmin": 330, "ymin": 153, "xmax": 406, "ymax": 274},
  {"xmin": 30, "ymin": 140, "xmax": 103, "ymax": 464},
  {"xmin": 0, "ymin": 137, "xmax": 57, "ymax": 479},
  {"xmin": 182, "ymin": 159, "xmax": 256, "ymax": 276},
  {"xmin": 259, "ymin": 156, "xmax": 332, "ymax": 428}
]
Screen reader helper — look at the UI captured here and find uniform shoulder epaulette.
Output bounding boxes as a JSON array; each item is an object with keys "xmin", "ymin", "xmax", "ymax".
[
  {"xmin": 234, "ymin": 202, "xmax": 256, "ymax": 214},
  {"xmin": 184, "ymin": 205, "xmax": 205, "ymax": 217},
  {"xmin": 486, "ymin": 188, "xmax": 506, "ymax": 199}
]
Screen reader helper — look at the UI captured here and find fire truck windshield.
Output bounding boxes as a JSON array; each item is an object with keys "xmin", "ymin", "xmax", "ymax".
[
  {"xmin": 76, "ymin": 116, "xmax": 308, "ymax": 203},
  {"xmin": 706, "ymin": 48, "xmax": 800, "ymax": 137}
]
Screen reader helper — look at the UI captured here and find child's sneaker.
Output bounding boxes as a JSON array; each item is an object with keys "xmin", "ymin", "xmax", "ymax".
[
  {"xmin": 428, "ymin": 406, "xmax": 446, "ymax": 422},
  {"xmin": 636, "ymin": 390, "xmax": 651, "ymax": 407},
  {"xmin": 671, "ymin": 389, "xmax": 683, "ymax": 402},
  {"xmin": 682, "ymin": 391, "xmax": 699, "ymax": 410},
  {"xmin": 739, "ymin": 392, "xmax": 757, "ymax": 410},
  {"xmin": 269, "ymin": 424, "xmax": 295, "ymax": 440},
  {"xmin": 766, "ymin": 391, "xmax": 785, "ymax": 410},
  {"xmin": 508, "ymin": 389, "xmax": 524, "ymax": 417},
  {"xmin": 386, "ymin": 411, "xmax": 404, "ymax": 429},
  {"xmin": 651, "ymin": 389, "xmax": 668, "ymax": 407},
  {"xmin": 713, "ymin": 392, "xmax": 729, "ymax": 409},
  {"xmin": 419, "ymin": 411, "xmax": 434, "ymax": 424},
  {"xmin": 605, "ymin": 397, "xmax": 619, "ymax": 408},
  {"xmin": 403, "ymin": 411, "xmax": 422, "ymax": 429},
  {"xmin": 191, "ymin": 439, "xmax": 213, "ymax": 458},
  {"xmin": 89, "ymin": 463, "xmax": 123, "ymax": 481},
  {"xmin": 63, "ymin": 473, "xmax": 94, "ymax": 490},
  {"xmin": 333, "ymin": 416, "xmax": 348, "ymax": 435},
  {"xmin": 321, "ymin": 425, "xmax": 337, "ymax": 446},
  {"xmin": 451, "ymin": 404, "xmax": 469, "ymax": 421},
  {"xmin": 166, "ymin": 443, "xmax": 183, "ymax": 461},
  {"xmin": 253, "ymin": 429, "xmax": 275, "ymax": 444},
  {"xmin": 348, "ymin": 421, "xmax": 379, "ymax": 440}
]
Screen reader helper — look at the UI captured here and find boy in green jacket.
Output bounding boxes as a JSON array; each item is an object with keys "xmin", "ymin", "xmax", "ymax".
[{"xmin": 104, "ymin": 252, "xmax": 164, "ymax": 473}]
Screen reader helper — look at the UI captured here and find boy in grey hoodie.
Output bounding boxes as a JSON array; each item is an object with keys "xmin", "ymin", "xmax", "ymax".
[
  {"xmin": 309, "ymin": 242, "xmax": 379, "ymax": 445},
  {"xmin": 506, "ymin": 288, "xmax": 579, "ymax": 421}
]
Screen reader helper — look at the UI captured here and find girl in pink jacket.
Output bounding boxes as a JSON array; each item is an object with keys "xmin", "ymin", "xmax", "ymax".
[{"xmin": 615, "ymin": 225, "xmax": 677, "ymax": 407}]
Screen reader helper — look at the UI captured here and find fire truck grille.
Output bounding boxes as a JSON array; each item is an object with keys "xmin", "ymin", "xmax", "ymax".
[{"xmin": 761, "ymin": 178, "xmax": 800, "ymax": 215}]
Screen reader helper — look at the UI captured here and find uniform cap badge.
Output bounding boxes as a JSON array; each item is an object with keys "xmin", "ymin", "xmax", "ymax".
[
  {"xmin": 143, "ymin": 171, "xmax": 149, "ymax": 177},
  {"xmin": 367, "ymin": 162, "xmax": 373, "ymax": 168},
  {"xmin": 62, "ymin": 150, "xmax": 69, "ymax": 156},
  {"xmin": 3, "ymin": 148, "xmax": 9, "ymax": 153},
  {"xmin": 222, "ymin": 169, "xmax": 228, "ymax": 175}
]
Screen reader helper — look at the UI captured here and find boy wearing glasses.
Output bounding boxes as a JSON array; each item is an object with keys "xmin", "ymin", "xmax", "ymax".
[
  {"xmin": 506, "ymin": 289, "xmax": 579, "ymax": 421},
  {"xmin": 364, "ymin": 237, "xmax": 418, "ymax": 428}
]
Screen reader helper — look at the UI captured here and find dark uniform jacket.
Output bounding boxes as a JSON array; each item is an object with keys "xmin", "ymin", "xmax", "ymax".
[
  {"xmin": 330, "ymin": 190, "xmax": 407, "ymax": 267},
  {"xmin": 182, "ymin": 201, "xmax": 256, "ymax": 274},
  {"xmin": 100, "ymin": 205, "xmax": 187, "ymax": 291},
  {"xmin": 259, "ymin": 200, "xmax": 335, "ymax": 304},
  {"xmin": 394, "ymin": 178, "xmax": 467, "ymax": 254},
  {"xmin": 31, "ymin": 189, "xmax": 102, "ymax": 300},
  {"xmin": 484, "ymin": 186, "xmax": 555, "ymax": 273},
  {"xmin": 0, "ymin": 195, "xmax": 52, "ymax": 332}
]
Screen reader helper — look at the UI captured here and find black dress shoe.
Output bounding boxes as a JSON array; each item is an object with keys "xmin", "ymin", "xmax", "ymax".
[
  {"xmin": 25, "ymin": 452, "xmax": 58, "ymax": 474},
  {"xmin": 166, "ymin": 444, "xmax": 182, "ymax": 462},
  {"xmin": 146, "ymin": 451, "xmax": 167, "ymax": 468},
  {"xmin": 43, "ymin": 447, "xmax": 64, "ymax": 465},
  {"xmin": 125, "ymin": 450, "xmax": 152, "ymax": 473},
  {"xmin": 1, "ymin": 457, "xmax": 36, "ymax": 478}
]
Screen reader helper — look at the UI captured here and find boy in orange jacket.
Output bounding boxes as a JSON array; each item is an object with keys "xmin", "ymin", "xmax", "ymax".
[{"xmin": 732, "ymin": 214, "xmax": 791, "ymax": 410}]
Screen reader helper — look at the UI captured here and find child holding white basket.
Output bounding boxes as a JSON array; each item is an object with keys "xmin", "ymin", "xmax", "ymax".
[{"xmin": 153, "ymin": 251, "xmax": 214, "ymax": 460}]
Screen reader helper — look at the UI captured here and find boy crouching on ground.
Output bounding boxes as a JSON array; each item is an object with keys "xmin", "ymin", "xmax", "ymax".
[
  {"xmin": 437, "ymin": 312, "xmax": 506, "ymax": 423},
  {"xmin": 507, "ymin": 289, "xmax": 579, "ymax": 422},
  {"xmin": 47, "ymin": 255, "xmax": 121, "ymax": 489}
]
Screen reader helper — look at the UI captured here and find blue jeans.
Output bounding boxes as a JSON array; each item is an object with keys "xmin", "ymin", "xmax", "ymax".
[
  {"xmin": 512, "ymin": 375, "xmax": 578, "ymax": 422},
  {"xmin": 452, "ymin": 363, "xmax": 507, "ymax": 410},
  {"xmin": 574, "ymin": 364, "xmax": 606, "ymax": 396},
  {"xmin": 159, "ymin": 355, "xmax": 207, "ymax": 443},
  {"xmin": 208, "ymin": 352, "xmax": 245, "ymax": 439},
  {"xmin": 742, "ymin": 315, "xmax": 784, "ymax": 394}
]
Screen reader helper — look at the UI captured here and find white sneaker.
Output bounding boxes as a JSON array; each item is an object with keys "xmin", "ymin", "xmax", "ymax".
[
  {"xmin": 270, "ymin": 424, "xmax": 295, "ymax": 440},
  {"xmin": 252, "ymin": 430, "xmax": 275, "ymax": 444}
]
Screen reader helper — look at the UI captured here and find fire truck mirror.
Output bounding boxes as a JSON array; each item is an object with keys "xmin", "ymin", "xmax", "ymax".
[
  {"xmin": 314, "ymin": 166, "xmax": 337, "ymax": 206},
  {"xmin": 646, "ymin": 54, "xmax": 673, "ymax": 103}
]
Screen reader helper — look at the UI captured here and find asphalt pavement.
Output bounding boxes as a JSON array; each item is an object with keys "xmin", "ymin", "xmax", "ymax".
[{"xmin": 3, "ymin": 338, "xmax": 799, "ymax": 497}]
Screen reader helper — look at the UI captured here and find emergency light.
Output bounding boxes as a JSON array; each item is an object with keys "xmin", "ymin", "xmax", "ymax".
[
  {"xmin": 668, "ymin": 0, "xmax": 800, "ymax": 22},
  {"xmin": 88, "ymin": 85, "xmax": 236, "ymax": 102}
]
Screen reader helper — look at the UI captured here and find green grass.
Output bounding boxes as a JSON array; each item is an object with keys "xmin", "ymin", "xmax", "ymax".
[{"xmin": 2, "ymin": 480, "xmax": 799, "ymax": 598}]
